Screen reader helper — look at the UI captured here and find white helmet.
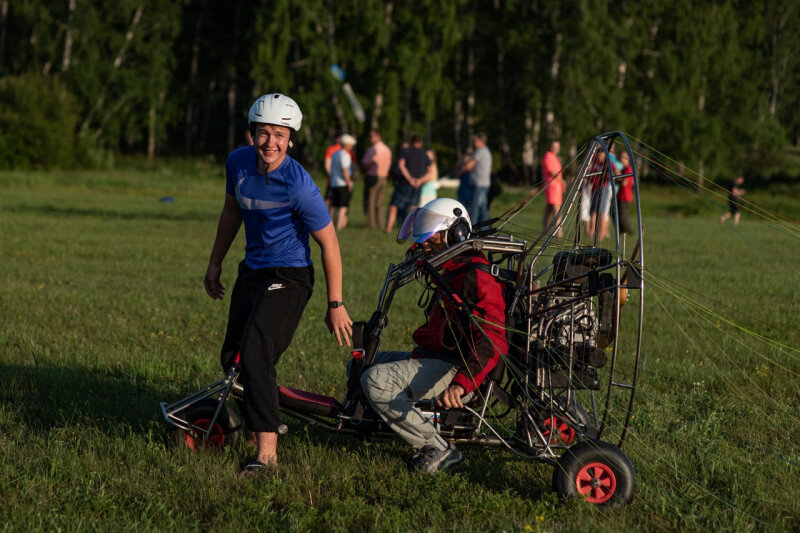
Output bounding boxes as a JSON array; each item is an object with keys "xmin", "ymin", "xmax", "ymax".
[
  {"xmin": 397, "ymin": 198, "xmax": 472, "ymax": 245},
  {"xmin": 248, "ymin": 93, "xmax": 302, "ymax": 132}
]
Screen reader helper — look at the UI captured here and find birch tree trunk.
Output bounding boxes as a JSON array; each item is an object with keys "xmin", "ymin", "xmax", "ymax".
[
  {"xmin": 333, "ymin": 93, "xmax": 348, "ymax": 134},
  {"xmin": 225, "ymin": 3, "xmax": 242, "ymax": 152},
  {"xmin": 185, "ymin": 8, "xmax": 203, "ymax": 154},
  {"xmin": 148, "ymin": 91, "xmax": 165, "ymax": 159},
  {"xmin": 61, "ymin": 0, "xmax": 76, "ymax": 72},
  {"xmin": 92, "ymin": 94, "xmax": 130, "ymax": 141},
  {"xmin": 544, "ymin": 32, "xmax": 562, "ymax": 139},
  {"xmin": 371, "ymin": 89, "xmax": 384, "ymax": 130},
  {"xmin": 768, "ymin": 11, "xmax": 787, "ymax": 117},
  {"xmin": 403, "ymin": 89, "xmax": 412, "ymax": 130},
  {"xmin": 226, "ymin": 80, "xmax": 238, "ymax": 152},
  {"xmin": 371, "ymin": 2, "xmax": 393, "ymax": 129},
  {"xmin": 522, "ymin": 109, "xmax": 535, "ymax": 184},
  {"xmin": 466, "ymin": 43, "xmax": 475, "ymax": 145},
  {"xmin": 453, "ymin": 56, "xmax": 464, "ymax": 161},
  {"xmin": 80, "ymin": 5, "xmax": 143, "ymax": 135},
  {"xmin": 496, "ymin": 43, "xmax": 514, "ymax": 174},
  {"xmin": 0, "ymin": 0, "xmax": 7, "ymax": 69},
  {"xmin": 198, "ymin": 79, "xmax": 215, "ymax": 152},
  {"xmin": 696, "ymin": 74, "xmax": 706, "ymax": 187}
]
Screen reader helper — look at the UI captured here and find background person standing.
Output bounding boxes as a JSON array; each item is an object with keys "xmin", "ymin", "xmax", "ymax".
[
  {"xmin": 203, "ymin": 93, "xmax": 352, "ymax": 477},
  {"xmin": 461, "ymin": 132, "xmax": 492, "ymax": 224},
  {"xmin": 329, "ymin": 134, "xmax": 356, "ymax": 230},
  {"xmin": 615, "ymin": 151, "xmax": 635, "ymax": 235},
  {"xmin": 541, "ymin": 140, "xmax": 565, "ymax": 237},
  {"xmin": 385, "ymin": 134, "xmax": 430, "ymax": 234},
  {"xmin": 361, "ymin": 129, "xmax": 392, "ymax": 229},
  {"xmin": 418, "ymin": 149, "xmax": 439, "ymax": 206},
  {"xmin": 324, "ymin": 135, "xmax": 355, "ymax": 212},
  {"xmin": 719, "ymin": 176, "xmax": 746, "ymax": 225},
  {"xmin": 323, "ymin": 135, "xmax": 342, "ymax": 212}
]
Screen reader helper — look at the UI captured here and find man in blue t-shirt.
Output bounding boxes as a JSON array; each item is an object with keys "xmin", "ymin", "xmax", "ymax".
[{"xmin": 203, "ymin": 93, "xmax": 352, "ymax": 478}]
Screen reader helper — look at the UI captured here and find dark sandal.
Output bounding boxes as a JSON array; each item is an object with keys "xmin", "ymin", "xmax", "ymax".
[
  {"xmin": 238, "ymin": 460, "xmax": 278, "ymax": 479},
  {"xmin": 238, "ymin": 460, "xmax": 266, "ymax": 478}
]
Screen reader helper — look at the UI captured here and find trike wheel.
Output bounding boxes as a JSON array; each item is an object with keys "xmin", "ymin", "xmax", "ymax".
[
  {"xmin": 552, "ymin": 440, "xmax": 637, "ymax": 508},
  {"xmin": 542, "ymin": 416, "xmax": 577, "ymax": 445},
  {"xmin": 538, "ymin": 396, "xmax": 597, "ymax": 445},
  {"xmin": 166, "ymin": 399, "xmax": 243, "ymax": 451}
]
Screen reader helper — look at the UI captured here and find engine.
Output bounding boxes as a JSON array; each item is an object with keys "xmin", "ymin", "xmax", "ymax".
[{"xmin": 526, "ymin": 248, "xmax": 618, "ymax": 390}]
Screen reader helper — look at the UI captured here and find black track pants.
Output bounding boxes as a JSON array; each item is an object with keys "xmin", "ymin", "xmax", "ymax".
[
  {"xmin": 221, "ymin": 262, "xmax": 313, "ymax": 432},
  {"xmin": 615, "ymin": 198, "xmax": 634, "ymax": 235}
]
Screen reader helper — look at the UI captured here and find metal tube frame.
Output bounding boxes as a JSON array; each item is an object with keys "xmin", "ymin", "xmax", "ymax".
[{"xmin": 160, "ymin": 131, "xmax": 644, "ymax": 457}]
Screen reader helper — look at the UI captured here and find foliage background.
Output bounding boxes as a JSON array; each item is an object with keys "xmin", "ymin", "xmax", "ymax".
[{"xmin": 1, "ymin": 0, "xmax": 799, "ymax": 181}]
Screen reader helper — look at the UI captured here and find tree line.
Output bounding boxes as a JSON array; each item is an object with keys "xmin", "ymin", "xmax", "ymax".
[{"xmin": 1, "ymin": 0, "xmax": 798, "ymax": 182}]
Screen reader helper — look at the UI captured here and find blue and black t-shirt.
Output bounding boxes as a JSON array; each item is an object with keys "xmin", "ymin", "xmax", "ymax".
[{"xmin": 225, "ymin": 146, "xmax": 331, "ymax": 269}]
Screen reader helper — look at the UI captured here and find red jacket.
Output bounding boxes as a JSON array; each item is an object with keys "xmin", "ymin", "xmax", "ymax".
[
  {"xmin": 412, "ymin": 253, "xmax": 508, "ymax": 394},
  {"xmin": 617, "ymin": 164, "xmax": 634, "ymax": 202}
]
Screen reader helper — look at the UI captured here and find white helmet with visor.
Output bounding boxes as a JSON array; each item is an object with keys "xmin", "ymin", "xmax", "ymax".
[
  {"xmin": 248, "ymin": 93, "xmax": 303, "ymax": 132},
  {"xmin": 396, "ymin": 198, "xmax": 472, "ymax": 246}
]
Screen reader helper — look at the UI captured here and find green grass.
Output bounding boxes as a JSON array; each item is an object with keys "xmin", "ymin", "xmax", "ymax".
[{"xmin": 1, "ymin": 164, "xmax": 799, "ymax": 531}]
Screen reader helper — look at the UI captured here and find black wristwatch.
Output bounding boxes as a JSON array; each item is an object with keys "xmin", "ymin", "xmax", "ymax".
[{"xmin": 328, "ymin": 301, "xmax": 345, "ymax": 309}]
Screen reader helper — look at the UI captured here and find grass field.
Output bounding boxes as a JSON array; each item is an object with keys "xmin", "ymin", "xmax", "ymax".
[{"xmin": 1, "ymin": 159, "xmax": 799, "ymax": 531}]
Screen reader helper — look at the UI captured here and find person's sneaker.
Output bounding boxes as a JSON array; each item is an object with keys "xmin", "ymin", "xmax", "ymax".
[{"xmin": 413, "ymin": 445, "xmax": 463, "ymax": 474}]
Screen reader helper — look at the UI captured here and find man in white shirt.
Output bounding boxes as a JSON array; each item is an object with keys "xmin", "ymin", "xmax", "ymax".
[
  {"xmin": 460, "ymin": 132, "xmax": 492, "ymax": 224},
  {"xmin": 329, "ymin": 134, "xmax": 356, "ymax": 230}
]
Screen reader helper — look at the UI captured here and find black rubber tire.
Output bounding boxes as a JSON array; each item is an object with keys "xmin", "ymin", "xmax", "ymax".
[
  {"xmin": 166, "ymin": 399, "xmax": 243, "ymax": 451},
  {"xmin": 552, "ymin": 440, "xmax": 637, "ymax": 508}
]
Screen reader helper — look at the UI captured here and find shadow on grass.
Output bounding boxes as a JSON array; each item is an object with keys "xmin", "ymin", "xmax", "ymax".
[
  {"xmin": 4, "ymin": 203, "xmax": 210, "ymax": 223},
  {"xmin": 0, "ymin": 361, "xmax": 550, "ymax": 501},
  {"xmin": 0, "ymin": 362, "xmax": 176, "ymax": 436},
  {"xmin": 279, "ymin": 412, "xmax": 551, "ymax": 503},
  {"xmin": 462, "ymin": 451, "xmax": 552, "ymax": 501}
]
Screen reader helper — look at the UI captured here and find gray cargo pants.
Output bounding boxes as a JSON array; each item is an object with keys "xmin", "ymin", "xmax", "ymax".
[{"xmin": 361, "ymin": 351, "xmax": 468, "ymax": 452}]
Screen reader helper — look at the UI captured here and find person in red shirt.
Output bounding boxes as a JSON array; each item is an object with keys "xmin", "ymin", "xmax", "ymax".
[
  {"xmin": 360, "ymin": 198, "xmax": 507, "ymax": 474},
  {"xmin": 541, "ymin": 140, "xmax": 565, "ymax": 237},
  {"xmin": 615, "ymin": 151, "xmax": 635, "ymax": 235}
]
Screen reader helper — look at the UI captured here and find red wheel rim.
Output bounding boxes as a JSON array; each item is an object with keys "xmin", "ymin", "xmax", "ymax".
[
  {"xmin": 575, "ymin": 462, "xmax": 617, "ymax": 504},
  {"xmin": 542, "ymin": 416, "xmax": 576, "ymax": 445},
  {"xmin": 184, "ymin": 418, "xmax": 225, "ymax": 451}
]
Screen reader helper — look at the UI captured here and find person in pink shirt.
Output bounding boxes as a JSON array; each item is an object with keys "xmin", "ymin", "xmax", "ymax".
[
  {"xmin": 541, "ymin": 141, "xmax": 566, "ymax": 237},
  {"xmin": 361, "ymin": 128, "xmax": 392, "ymax": 229}
]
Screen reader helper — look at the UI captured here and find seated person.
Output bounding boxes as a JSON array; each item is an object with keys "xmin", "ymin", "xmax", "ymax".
[{"xmin": 360, "ymin": 198, "xmax": 508, "ymax": 474}]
